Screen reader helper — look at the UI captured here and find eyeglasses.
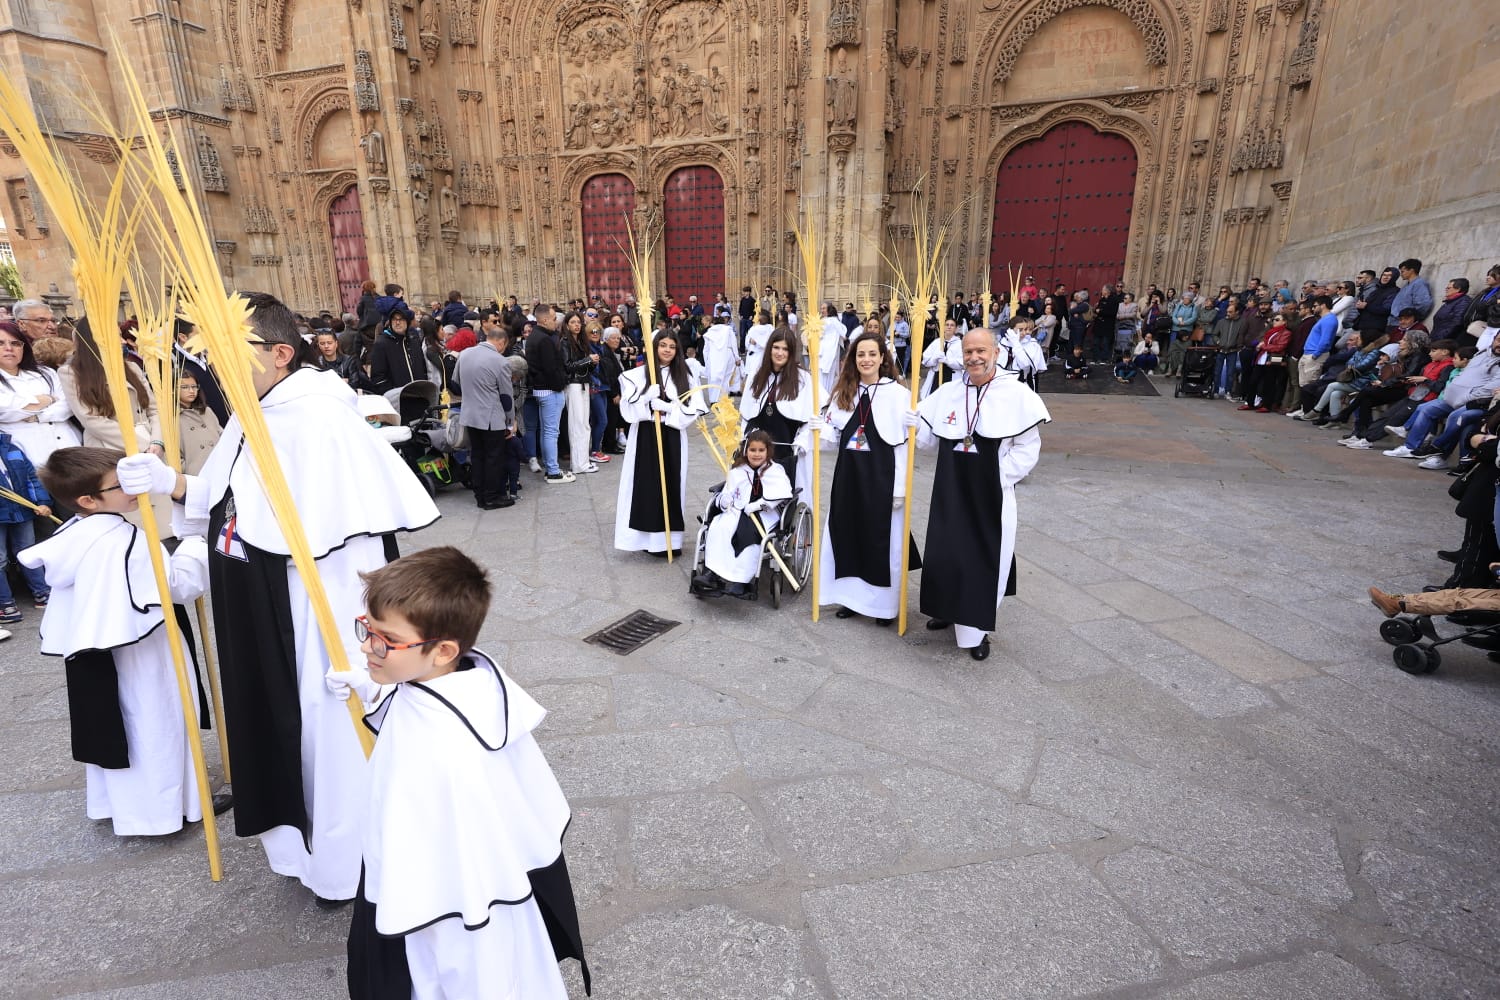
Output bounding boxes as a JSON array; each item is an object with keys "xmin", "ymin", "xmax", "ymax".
[
  {"xmin": 94, "ymin": 482, "xmax": 125, "ymax": 496},
  {"xmin": 355, "ymin": 615, "xmax": 441, "ymax": 659}
]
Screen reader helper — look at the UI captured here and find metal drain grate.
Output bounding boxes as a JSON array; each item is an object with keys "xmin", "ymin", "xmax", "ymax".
[{"xmin": 584, "ymin": 610, "xmax": 681, "ymax": 655}]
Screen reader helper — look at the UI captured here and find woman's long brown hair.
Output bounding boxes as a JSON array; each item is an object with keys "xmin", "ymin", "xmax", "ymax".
[
  {"xmin": 70, "ymin": 317, "xmax": 150, "ymax": 419},
  {"xmin": 830, "ymin": 332, "xmax": 901, "ymax": 411},
  {"xmin": 748, "ymin": 327, "xmax": 804, "ymax": 404}
]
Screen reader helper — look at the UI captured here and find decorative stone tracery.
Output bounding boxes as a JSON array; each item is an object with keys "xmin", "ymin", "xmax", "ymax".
[{"xmin": 990, "ymin": 0, "xmax": 1170, "ymax": 84}]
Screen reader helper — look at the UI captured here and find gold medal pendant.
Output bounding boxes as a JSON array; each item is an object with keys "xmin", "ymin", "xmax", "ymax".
[{"xmin": 963, "ymin": 435, "xmax": 973, "ymax": 449}]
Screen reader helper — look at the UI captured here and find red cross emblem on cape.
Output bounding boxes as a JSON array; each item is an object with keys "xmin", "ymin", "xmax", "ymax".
[{"xmin": 943, "ymin": 411, "xmax": 958, "ymax": 424}]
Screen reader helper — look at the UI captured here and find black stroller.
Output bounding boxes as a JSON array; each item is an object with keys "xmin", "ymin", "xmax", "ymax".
[
  {"xmin": 386, "ymin": 381, "xmax": 468, "ymax": 496},
  {"xmin": 1174, "ymin": 346, "xmax": 1219, "ymax": 398},
  {"xmin": 1378, "ymin": 608, "xmax": 1500, "ymax": 674}
]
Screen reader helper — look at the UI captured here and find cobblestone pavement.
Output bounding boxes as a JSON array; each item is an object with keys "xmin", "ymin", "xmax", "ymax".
[{"xmin": 5, "ymin": 385, "xmax": 1498, "ymax": 999}]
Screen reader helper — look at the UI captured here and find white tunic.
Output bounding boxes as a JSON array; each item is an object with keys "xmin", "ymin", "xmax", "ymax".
[
  {"xmin": 704, "ymin": 461, "xmax": 792, "ymax": 583},
  {"xmin": 701, "ymin": 323, "xmax": 740, "ymax": 402},
  {"xmin": 818, "ymin": 317, "xmax": 848, "ymax": 395},
  {"xmin": 614, "ymin": 367, "xmax": 706, "ymax": 554},
  {"xmin": 20, "ymin": 515, "xmax": 210, "ymax": 836},
  {"xmin": 743, "ymin": 323, "xmax": 775, "ymax": 381},
  {"xmin": 817, "ymin": 379, "xmax": 911, "ymax": 619},
  {"xmin": 919, "ymin": 336, "xmax": 964, "ymax": 399}
]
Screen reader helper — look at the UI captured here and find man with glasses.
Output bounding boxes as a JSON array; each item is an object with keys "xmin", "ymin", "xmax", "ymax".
[
  {"xmin": 12, "ymin": 299, "xmax": 58, "ymax": 343},
  {"xmin": 113, "ymin": 291, "xmax": 439, "ymax": 907}
]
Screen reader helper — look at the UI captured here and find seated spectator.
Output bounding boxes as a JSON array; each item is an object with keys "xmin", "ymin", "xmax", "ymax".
[
  {"xmin": 1236, "ymin": 311, "xmax": 1292, "ymax": 412},
  {"xmin": 1131, "ymin": 332, "xmax": 1161, "ymax": 375},
  {"xmin": 1063, "ymin": 345, "xmax": 1090, "ymax": 380},
  {"xmin": 1389, "ymin": 258, "xmax": 1434, "ymax": 329},
  {"xmin": 1458, "ymin": 265, "xmax": 1500, "ymax": 345},
  {"xmin": 1383, "ymin": 337, "xmax": 1500, "ymax": 462},
  {"xmin": 1368, "ymin": 583, "xmax": 1500, "ymax": 618},
  {"xmin": 1303, "ymin": 329, "xmax": 1388, "ymax": 425},
  {"xmin": 1113, "ymin": 351, "xmax": 1136, "ymax": 383},
  {"xmin": 1343, "ymin": 336, "xmax": 1452, "ymax": 450}
]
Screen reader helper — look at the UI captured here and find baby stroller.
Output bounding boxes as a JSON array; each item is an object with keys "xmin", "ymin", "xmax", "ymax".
[
  {"xmin": 385, "ymin": 380, "xmax": 468, "ymax": 497},
  {"xmin": 1377, "ymin": 608, "xmax": 1500, "ymax": 675},
  {"xmin": 688, "ymin": 483, "xmax": 815, "ymax": 609},
  {"xmin": 1174, "ymin": 346, "xmax": 1219, "ymax": 399}
]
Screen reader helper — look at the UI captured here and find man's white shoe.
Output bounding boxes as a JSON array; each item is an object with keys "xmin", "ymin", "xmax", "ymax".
[
  {"xmin": 1382, "ymin": 445, "xmax": 1413, "ymax": 458},
  {"xmin": 1343, "ymin": 438, "xmax": 1373, "ymax": 449},
  {"xmin": 1418, "ymin": 455, "xmax": 1449, "ymax": 470},
  {"xmin": 528, "ymin": 458, "xmax": 542, "ymax": 473},
  {"xmin": 0, "ymin": 627, "xmax": 10, "ymax": 642},
  {"xmin": 1286, "ymin": 409, "xmax": 1305, "ymax": 419},
  {"xmin": 1385, "ymin": 425, "xmax": 1407, "ymax": 439}
]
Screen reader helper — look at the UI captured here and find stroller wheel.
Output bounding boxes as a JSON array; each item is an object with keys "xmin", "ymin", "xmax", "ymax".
[
  {"xmin": 1379, "ymin": 618, "xmax": 1418, "ymax": 646},
  {"xmin": 1173, "ymin": 387, "xmax": 1181, "ymax": 398},
  {"xmin": 419, "ymin": 471, "xmax": 440, "ymax": 498},
  {"xmin": 1392, "ymin": 643, "xmax": 1438, "ymax": 675}
]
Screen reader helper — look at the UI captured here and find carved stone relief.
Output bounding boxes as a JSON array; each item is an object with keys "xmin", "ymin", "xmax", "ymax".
[
  {"xmin": 448, "ymin": 0, "xmax": 476, "ymax": 46},
  {"xmin": 648, "ymin": 1, "xmax": 732, "ymax": 139},
  {"xmin": 354, "ymin": 50, "xmax": 380, "ymax": 112},
  {"xmin": 198, "ymin": 133, "xmax": 229, "ymax": 193},
  {"xmin": 992, "ymin": 0, "xmax": 1169, "ymax": 84},
  {"xmin": 360, "ymin": 128, "xmax": 386, "ymax": 174},
  {"xmin": 826, "ymin": 0, "xmax": 860, "ymax": 49},
  {"xmin": 428, "ymin": 101, "xmax": 451, "ymax": 172}
]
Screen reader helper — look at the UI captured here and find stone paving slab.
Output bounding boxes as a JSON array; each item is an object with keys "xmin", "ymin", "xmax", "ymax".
[{"xmin": 5, "ymin": 391, "xmax": 1499, "ymax": 999}]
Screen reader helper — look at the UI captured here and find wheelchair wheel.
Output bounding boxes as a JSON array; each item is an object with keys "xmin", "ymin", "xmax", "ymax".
[
  {"xmin": 1379, "ymin": 618, "xmax": 1418, "ymax": 646},
  {"xmin": 768, "ymin": 561, "xmax": 782, "ymax": 609},
  {"xmin": 784, "ymin": 502, "xmax": 815, "ymax": 589},
  {"xmin": 1392, "ymin": 643, "xmax": 1438, "ymax": 675}
]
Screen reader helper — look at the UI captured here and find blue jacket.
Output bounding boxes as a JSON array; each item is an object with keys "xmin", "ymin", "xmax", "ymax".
[
  {"xmin": 0, "ymin": 432, "xmax": 50, "ymax": 524},
  {"xmin": 1390, "ymin": 277, "xmax": 1433, "ymax": 323}
]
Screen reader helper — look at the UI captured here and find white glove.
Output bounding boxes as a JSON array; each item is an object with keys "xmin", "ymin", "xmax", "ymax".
[
  {"xmin": 117, "ymin": 453, "xmax": 178, "ymax": 496},
  {"xmin": 806, "ymin": 414, "xmax": 828, "ymax": 433},
  {"xmin": 650, "ymin": 397, "xmax": 674, "ymax": 413},
  {"xmin": 325, "ymin": 666, "xmax": 382, "ymax": 705},
  {"xmin": 892, "ymin": 496, "xmax": 905, "ymax": 511},
  {"xmin": 901, "ymin": 408, "xmax": 922, "ymax": 430},
  {"xmin": 743, "ymin": 499, "xmax": 767, "ymax": 514}
]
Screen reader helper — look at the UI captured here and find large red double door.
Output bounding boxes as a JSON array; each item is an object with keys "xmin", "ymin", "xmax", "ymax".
[
  {"xmin": 661, "ymin": 166, "xmax": 725, "ymax": 305},
  {"xmin": 989, "ymin": 122, "xmax": 1137, "ymax": 297},
  {"xmin": 328, "ymin": 186, "xmax": 371, "ymax": 315},
  {"xmin": 580, "ymin": 173, "xmax": 638, "ymax": 305}
]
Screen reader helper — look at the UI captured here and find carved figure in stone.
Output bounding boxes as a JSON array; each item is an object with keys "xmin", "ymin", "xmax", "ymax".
[
  {"xmin": 746, "ymin": 103, "xmax": 760, "ymax": 133},
  {"xmin": 439, "ymin": 176, "xmax": 458, "ymax": 227},
  {"xmin": 827, "ymin": 0, "xmax": 860, "ymax": 48},
  {"xmin": 681, "ymin": 64, "xmax": 708, "ymax": 132},
  {"xmin": 360, "ymin": 129, "xmax": 387, "ymax": 173},
  {"xmin": 632, "ymin": 69, "xmax": 648, "ymax": 117},
  {"xmin": 418, "ymin": 0, "xmax": 439, "ymax": 37},
  {"xmin": 706, "ymin": 66, "xmax": 730, "ymax": 132},
  {"xmin": 566, "ymin": 100, "xmax": 591, "ymax": 149},
  {"xmin": 404, "ymin": 132, "xmax": 424, "ymax": 178},
  {"xmin": 745, "ymin": 152, "xmax": 761, "ymax": 214},
  {"xmin": 826, "ymin": 56, "xmax": 858, "ymax": 132},
  {"xmin": 412, "ymin": 184, "xmax": 429, "ymax": 228}
]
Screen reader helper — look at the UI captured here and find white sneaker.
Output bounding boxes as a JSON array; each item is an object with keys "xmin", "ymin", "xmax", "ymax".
[
  {"xmin": 0, "ymin": 627, "xmax": 10, "ymax": 642},
  {"xmin": 1385, "ymin": 425, "xmax": 1407, "ymax": 439},
  {"xmin": 574, "ymin": 463, "xmax": 599, "ymax": 474},
  {"xmin": 545, "ymin": 471, "xmax": 576, "ymax": 484},
  {"xmin": 528, "ymin": 458, "xmax": 542, "ymax": 473},
  {"xmin": 1286, "ymin": 409, "xmax": 1305, "ymax": 419},
  {"xmin": 1418, "ymin": 455, "xmax": 1449, "ymax": 470},
  {"xmin": 1343, "ymin": 438, "xmax": 1373, "ymax": 449},
  {"xmin": 1382, "ymin": 445, "xmax": 1413, "ymax": 458}
]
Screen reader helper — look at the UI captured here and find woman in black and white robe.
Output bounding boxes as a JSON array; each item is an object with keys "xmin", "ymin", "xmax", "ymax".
[
  {"xmin": 815, "ymin": 332, "xmax": 921, "ymax": 625},
  {"xmin": 740, "ymin": 327, "xmax": 815, "ymax": 501},
  {"xmin": 614, "ymin": 330, "xmax": 707, "ymax": 555}
]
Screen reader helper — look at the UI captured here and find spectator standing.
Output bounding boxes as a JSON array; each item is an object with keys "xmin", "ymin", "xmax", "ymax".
[
  {"xmin": 312, "ymin": 330, "xmax": 364, "ymax": 392},
  {"xmin": 1458, "ymin": 265, "xmax": 1500, "ymax": 344},
  {"xmin": 1431, "ymin": 278, "xmax": 1473, "ymax": 342},
  {"xmin": 1388, "ymin": 259, "xmax": 1434, "ymax": 327},
  {"xmin": 351, "ymin": 280, "xmax": 381, "ymax": 359},
  {"xmin": 526, "ymin": 305, "xmax": 573, "ymax": 484},
  {"xmin": 559, "ymin": 311, "xmax": 599, "ymax": 477},
  {"xmin": 1114, "ymin": 293, "xmax": 1140, "ymax": 355},
  {"xmin": 1237, "ymin": 311, "xmax": 1292, "ymax": 412},
  {"xmin": 0, "ymin": 322, "xmax": 79, "ymax": 468},
  {"xmin": 176, "ymin": 372, "xmax": 222, "ymax": 476},
  {"xmin": 597, "ymin": 328, "xmax": 627, "ymax": 455},
  {"xmin": 737, "ymin": 286, "xmax": 756, "ymax": 341},
  {"xmin": 1166, "ymin": 292, "xmax": 1198, "ymax": 376},
  {"xmin": 11, "ymin": 299, "xmax": 60, "ymax": 343},
  {"xmin": 1066, "ymin": 291, "xmax": 1090, "ymax": 361},
  {"xmin": 1354, "ymin": 267, "xmax": 1401, "ymax": 337},
  {"xmin": 456, "ymin": 321, "xmax": 517, "ymax": 509},
  {"xmin": 366, "ymin": 306, "xmax": 426, "ymax": 396},
  {"xmin": 1093, "ymin": 284, "xmax": 1122, "ymax": 362},
  {"xmin": 1211, "ymin": 300, "xmax": 1249, "ymax": 397}
]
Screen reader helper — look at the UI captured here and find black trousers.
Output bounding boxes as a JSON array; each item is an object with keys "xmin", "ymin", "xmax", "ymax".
[
  {"xmin": 468, "ymin": 426, "xmax": 511, "ymax": 505},
  {"xmin": 1243, "ymin": 364, "xmax": 1288, "ymax": 409},
  {"xmin": 1351, "ymin": 383, "xmax": 1410, "ymax": 437}
]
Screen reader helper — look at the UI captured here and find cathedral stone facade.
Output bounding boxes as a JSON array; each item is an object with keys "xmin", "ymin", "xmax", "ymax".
[{"xmin": 1, "ymin": 0, "xmax": 1494, "ymax": 315}]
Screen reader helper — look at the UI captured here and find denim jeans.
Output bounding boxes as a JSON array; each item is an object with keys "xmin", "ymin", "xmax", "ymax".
[
  {"xmin": 1404, "ymin": 399, "xmax": 1456, "ymax": 448},
  {"xmin": 0, "ymin": 519, "xmax": 48, "ymax": 604},
  {"xmin": 1429, "ymin": 406, "xmax": 1485, "ymax": 457},
  {"xmin": 533, "ymin": 389, "xmax": 566, "ymax": 475},
  {"xmin": 522, "ymin": 396, "xmax": 540, "ymax": 461},
  {"xmin": 589, "ymin": 389, "xmax": 608, "ymax": 453},
  {"xmin": 1214, "ymin": 352, "xmax": 1239, "ymax": 395}
]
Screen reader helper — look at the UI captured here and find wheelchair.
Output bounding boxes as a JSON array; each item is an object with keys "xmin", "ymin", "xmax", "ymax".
[
  {"xmin": 1377, "ymin": 608, "xmax": 1500, "ymax": 675},
  {"xmin": 688, "ymin": 483, "xmax": 815, "ymax": 609}
]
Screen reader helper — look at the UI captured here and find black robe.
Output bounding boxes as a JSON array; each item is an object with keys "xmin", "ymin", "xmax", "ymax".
[
  {"xmin": 827, "ymin": 390, "xmax": 920, "ymax": 586},
  {"xmin": 919, "ymin": 432, "xmax": 1018, "ymax": 631},
  {"xmin": 628, "ymin": 420, "xmax": 684, "ymax": 534}
]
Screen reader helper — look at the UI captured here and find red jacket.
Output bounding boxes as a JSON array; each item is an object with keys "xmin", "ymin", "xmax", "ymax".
[
  {"xmin": 1255, "ymin": 324, "xmax": 1292, "ymax": 362},
  {"xmin": 1412, "ymin": 357, "xmax": 1454, "ymax": 402}
]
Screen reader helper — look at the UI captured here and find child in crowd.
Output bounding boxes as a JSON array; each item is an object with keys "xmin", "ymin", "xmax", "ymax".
[
  {"xmin": 177, "ymin": 371, "xmax": 224, "ymax": 476},
  {"xmin": 692, "ymin": 429, "xmax": 792, "ymax": 599},
  {"xmin": 0, "ymin": 428, "xmax": 52, "ymax": 629},
  {"xmin": 1064, "ymin": 345, "xmax": 1090, "ymax": 380},
  {"xmin": 346, "ymin": 546, "xmax": 589, "ymax": 1000},
  {"xmin": 19, "ymin": 446, "xmax": 211, "ymax": 836},
  {"xmin": 1113, "ymin": 350, "xmax": 1137, "ymax": 384}
]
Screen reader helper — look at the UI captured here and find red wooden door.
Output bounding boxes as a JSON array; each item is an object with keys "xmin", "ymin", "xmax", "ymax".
[
  {"xmin": 662, "ymin": 166, "xmax": 725, "ymax": 306},
  {"xmin": 580, "ymin": 173, "xmax": 638, "ymax": 306},
  {"xmin": 990, "ymin": 122, "xmax": 1137, "ymax": 297},
  {"xmin": 328, "ymin": 186, "xmax": 370, "ymax": 315}
]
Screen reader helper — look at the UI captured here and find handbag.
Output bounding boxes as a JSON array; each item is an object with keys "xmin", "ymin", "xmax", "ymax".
[
  {"xmin": 1265, "ymin": 354, "xmax": 1285, "ymax": 365},
  {"xmin": 1449, "ymin": 461, "xmax": 1478, "ymax": 501}
]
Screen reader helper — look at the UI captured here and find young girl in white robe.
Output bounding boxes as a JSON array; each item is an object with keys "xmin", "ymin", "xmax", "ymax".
[
  {"xmin": 694, "ymin": 430, "xmax": 792, "ymax": 598},
  {"xmin": 21, "ymin": 446, "xmax": 211, "ymax": 837},
  {"xmin": 614, "ymin": 331, "xmax": 707, "ymax": 555}
]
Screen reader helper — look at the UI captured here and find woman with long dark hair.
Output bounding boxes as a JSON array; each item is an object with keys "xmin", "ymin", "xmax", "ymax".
[
  {"xmin": 0, "ymin": 320, "xmax": 80, "ymax": 467},
  {"xmin": 58, "ymin": 317, "xmax": 163, "ymax": 455},
  {"xmin": 740, "ymin": 327, "xmax": 814, "ymax": 499},
  {"xmin": 614, "ymin": 330, "xmax": 706, "ymax": 555},
  {"xmin": 560, "ymin": 311, "xmax": 599, "ymax": 475},
  {"xmin": 814, "ymin": 332, "xmax": 919, "ymax": 625}
]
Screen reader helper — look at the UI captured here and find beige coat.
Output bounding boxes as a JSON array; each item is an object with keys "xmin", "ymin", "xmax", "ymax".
[
  {"xmin": 57, "ymin": 362, "xmax": 172, "ymax": 529},
  {"xmin": 178, "ymin": 407, "xmax": 222, "ymax": 476}
]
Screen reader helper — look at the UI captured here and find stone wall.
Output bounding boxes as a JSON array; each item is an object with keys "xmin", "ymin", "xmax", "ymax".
[
  {"xmin": 1271, "ymin": 0, "xmax": 1500, "ymax": 288},
  {"xmin": 0, "ymin": 0, "xmax": 1490, "ymax": 316}
]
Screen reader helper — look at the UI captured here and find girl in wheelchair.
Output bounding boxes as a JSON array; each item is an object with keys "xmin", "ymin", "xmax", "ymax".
[{"xmin": 692, "ymin": 430, "xmax": 792, "ymax": 598}]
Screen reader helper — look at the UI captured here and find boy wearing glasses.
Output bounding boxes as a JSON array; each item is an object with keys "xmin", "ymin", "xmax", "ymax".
[
  {"xmin": 346, "ymin": 546, "xmax": 589, "ymax": 1000},
  {"xmin": 19, "ymin": 446, "xmax": 220, "ymax": 836}
]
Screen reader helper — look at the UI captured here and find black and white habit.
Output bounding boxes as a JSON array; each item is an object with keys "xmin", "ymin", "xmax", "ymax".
[
  {"xmin": 20, "ymin": 518, "xmax": 210, "ymax": 835},
  {"xmin": 613, "ymin": 366, "xmax": 706, "ymax": 554},
  {"xmin": 739, "ymin": 366, "xmax": 815, "ymax": 501},
  {"xmin": 916, "ymin": 372, "xmax": 1050, "ymax": 649},
  {"xmin": 817, "ymin": 378, "xmax": 920, "ymax": 620},
  {"xmin": 175, "ymin": 367, "xmax": 439, "ymax": 900},
  {"xmin": 347, "ymin": 650, "xmax": 589, "ymax": 1000}
]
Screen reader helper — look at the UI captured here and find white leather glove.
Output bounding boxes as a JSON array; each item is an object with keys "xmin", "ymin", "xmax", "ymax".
[
  {"xmin": 744, "ymin": 499, "xmax": 767, "ymax": 514},
  {"xmin": 901, "ymin": 408, "xmax": 922, "ymax": 430},
  {"xmin": 806, "ymin": 414, "xmax": 829, "ymax": 433},
  {"xmin": 650, "ymin": 397, "xmax": 674, "ymax": 413},
  {"xmin": 325, "ymin": 666, "xmax": 383, "ymax": 705},
  {"xmin": 892, "ymin": 496, "xmax": 905, "ymax": 511},
  {"xmin": 117, "ymin": 453, "xmax": 178, "ymax": 496}
]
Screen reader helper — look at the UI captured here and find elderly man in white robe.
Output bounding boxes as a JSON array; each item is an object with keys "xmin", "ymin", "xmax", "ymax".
[{"xmin": 915, "ymin": 327, "xmax": 1050, "ymax": 660}]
